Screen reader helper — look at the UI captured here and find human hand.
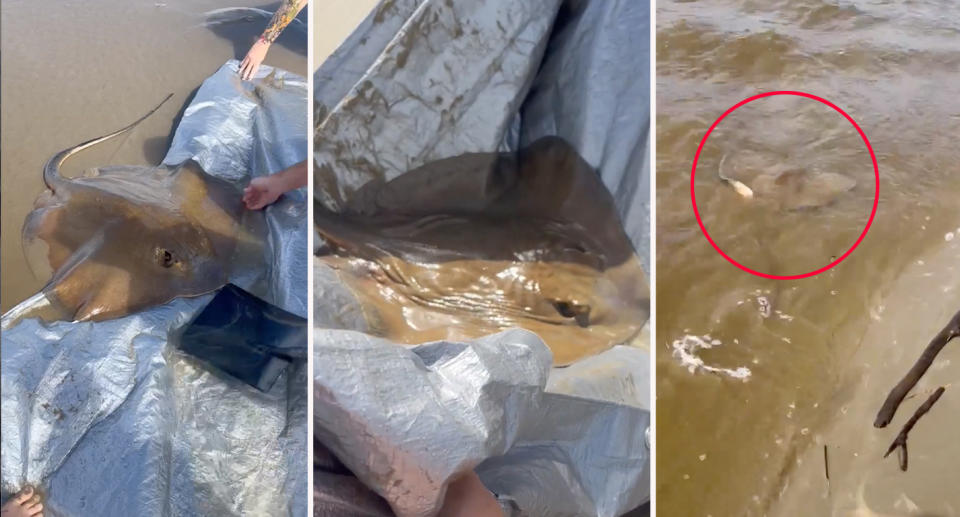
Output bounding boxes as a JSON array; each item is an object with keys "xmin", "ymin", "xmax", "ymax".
[
  {"xmin": 243, "ymin": 176, "xmax": 283, "ymax": 210},
  {"xmin": 239, "ymin": 38, "xmax": 271, "ymax": 81},
  {"xmin": 1, "ymin": 486, "xmax": 43, "ymax": 517}
]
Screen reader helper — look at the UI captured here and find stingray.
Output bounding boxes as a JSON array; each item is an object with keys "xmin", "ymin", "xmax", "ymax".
[
  {"xmin": 718, "ymin": 150, "xmax": 857, "ymax": 210},
  {"xmin": 199, "ymin": 7, "xmax": 306, "ymax": 32},
  {"xmin": 19, "ymin": 95, "xmax": 262, "ymax": 322},
  {"xmin": 315, "ymin": 136, "xmax": 650, "ymax": 365}
]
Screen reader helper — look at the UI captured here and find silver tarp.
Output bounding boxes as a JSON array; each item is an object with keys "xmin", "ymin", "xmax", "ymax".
[
  {"xmin": 313, "ymin": 1, "xmax": 650, "ymax": 516},
  {"xmin": 1, "ymin": 61, "xmax": 308, "ymax": 516}
]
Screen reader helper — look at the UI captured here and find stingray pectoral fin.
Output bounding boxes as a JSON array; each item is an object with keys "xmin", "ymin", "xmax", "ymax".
[
  {"xmin": 70, "ymin": 268, "xmax": 137, "ymax": 322},
  {"xmin": 0, "ymin": 292, "xmax": 73, "ymax": 329},
  {"xmin": 817, "ymin": 172, "xmax": 857, "ymax": 192},
  {"xmin": 40, "ymin": 235, "xmax": 131, "ymax": 322},
  {"xmin": 21, "ymin": 205, "xmax": 65, "ymax": 281},
  {"xmin": 73, "ymin": 300, "xmax": 108, "ymax": 322},
  {"xmin": 73, "ymin": 298, "xmax": 123, "ymax": 322}
]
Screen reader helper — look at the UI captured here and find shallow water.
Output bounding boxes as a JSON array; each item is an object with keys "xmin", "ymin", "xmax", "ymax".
[
  {"xmin": 657, "ymin": 0, "xmax": 960, "ymax": 515},
  {"xmin": 0, "ymin": 0, "xmax": 306, "ymax": 312}
]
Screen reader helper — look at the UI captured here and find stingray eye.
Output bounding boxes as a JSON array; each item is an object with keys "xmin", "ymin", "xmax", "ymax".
[
  {"xmin": 553, "ymin": 301, "xmax": 576, "ymax": 317},
  {"xmin": 156, "ymin": 248, "xmax": 175, "ymax": 268},
  {"xmin": 552, "ymin": 301, "xmax": 591, "ymax": 328}
]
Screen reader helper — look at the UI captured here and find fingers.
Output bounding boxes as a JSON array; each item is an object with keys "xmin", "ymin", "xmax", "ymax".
[
  {"xmin": 243, "ymin": 184, "xmax": 265, "ymax": 209},
  {"xmin": 239, "ymin": 55, "xmax": 257, "ymax": 81},
  {"xmin": 245, "ymin": 190, "xmax": 279, "ymax": 210},
  {"xmin": 243, "ymin": 189, "xmax": 265, "ymax": 210},
  {"xmin": 243, "ymin": 178, "xmax": 279, "ymax": 209},
  {"xmin": 14, "ymin": 486, "xmax": 34, "ymax": 504},
  {"xmin": 243, "ymin": 62, "xmax": 260, "ymax": 81},
  {"xmin": 245, "ymin": 196, "xmax": 267, "ymax": 210},
  {"xmin": 26, "ymin": 501, "xmax": 43, "ymax": 516}
]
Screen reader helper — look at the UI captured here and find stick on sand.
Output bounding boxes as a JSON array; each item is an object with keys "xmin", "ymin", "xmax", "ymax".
[
  {"xmin": 883, "ymin": 386, "xmax": 945, "ymax": 471},
  {"xmin": 874, "ymin": 310, "xmax": 960, "ymax": 428}
]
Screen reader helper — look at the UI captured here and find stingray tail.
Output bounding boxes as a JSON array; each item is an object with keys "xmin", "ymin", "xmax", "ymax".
[
  {"xmin": 43, "ymin": 93, "xmax": 174, "ymax": 190},
  {"xmin": 718, "ymin": 153, "xmax": 754, "ymax": 199}
]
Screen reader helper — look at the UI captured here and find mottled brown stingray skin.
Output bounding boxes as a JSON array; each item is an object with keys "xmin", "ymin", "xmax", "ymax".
[
  {"xmin": 316, "ymin": 137, "xmax": 650, "ymax": 365},
  {"xmin": 751, "ymin": 169, "xmax": 856, "ymax": 210},
  {"xmin": 723, "ymin": 150, "xmax": 857, "ymax": 209},
  {"xmin": 23, "ymin": 161, "xmax": 254, "ymax": 321}
]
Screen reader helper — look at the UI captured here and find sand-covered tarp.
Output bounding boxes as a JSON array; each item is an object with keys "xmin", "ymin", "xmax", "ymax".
[{"xmin": 312, "ymin": 1, "xmax": 651, "ymax": 515}]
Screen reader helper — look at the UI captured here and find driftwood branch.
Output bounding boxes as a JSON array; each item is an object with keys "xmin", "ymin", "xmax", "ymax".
[
  {"xmin": 883, "ymin": 386, "xmax": 945, "ymax": 471},
  {"xmin": 823, "ymin": 445, "xmax": 829, "ymax": 481},
  {"xmin": 874, "ymin": 310, "xmax": 960, "ymax": 428}
]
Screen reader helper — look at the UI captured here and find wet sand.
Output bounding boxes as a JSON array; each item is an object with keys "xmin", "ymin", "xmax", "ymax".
[
  {"xmin": 313, "ymin": 0, "xmax": 379, "ymax": 62},
  {"xmin": 656, "ymin": 0, "xmax": 960, "ymax": 514},
  {"xmin": 0, "ymin": 0, "xmax": 306, "ymax": 312}
]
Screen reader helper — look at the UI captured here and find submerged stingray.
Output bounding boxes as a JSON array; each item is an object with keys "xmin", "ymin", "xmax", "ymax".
[
  {"xmin": 199, "ymin": 8, "xmax": 306, "ymax": 32},
  {"xmin": 718, "ymin": 151, "xmax": 857, "ymax": 210},
  {"xmin": 20, "ymin": 95, "xmax": 262, "ymax": 322},
  {"xmin": 315, "ymin": 137, "xmax": 650, "ymax": 365}
]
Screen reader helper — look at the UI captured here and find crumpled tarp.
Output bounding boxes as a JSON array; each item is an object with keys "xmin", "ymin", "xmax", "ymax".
[
  {"xmin": 313, "ymin": 1, "xmax": 650, "ymax": 516},
  {"xmin": 1, "ymin": 60, "xmax": 308, "ymax": 516}
]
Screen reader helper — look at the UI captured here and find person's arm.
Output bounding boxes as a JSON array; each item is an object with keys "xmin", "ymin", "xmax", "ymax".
[
  {"xmin": 243, "ymin": 160, "xmax": 308, "ymax": 210},
  {"xmin": 239, "ymin": 0, "xmax": 308, "ymax": 80}
]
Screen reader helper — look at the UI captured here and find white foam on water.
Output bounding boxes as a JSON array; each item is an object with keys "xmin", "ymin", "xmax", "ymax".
[
  {"xmin": 757, "ymin": 296, "xmax": 772, "ymax": 318},
  {"xmin": 672, "ymin": 334, "xmax": 752, "ymax": 380},
  {"xmin": 774, "ymin": 309, "xmax": 794, "ymax": 321}
]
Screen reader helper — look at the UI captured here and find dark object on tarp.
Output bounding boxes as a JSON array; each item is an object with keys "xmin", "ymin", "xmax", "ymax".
[{"xmin": 178, "ymin": 283, "xmax": 307, "ymax": 391}]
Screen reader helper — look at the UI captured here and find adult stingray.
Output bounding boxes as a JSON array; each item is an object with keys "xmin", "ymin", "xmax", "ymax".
[
  {"xmin": 20, "ymin": 95, "xmax": 263, "ymax": 322},
  {"xmin": 315, "ymin": 137, "xmax": 650, "ymax": 365},
  {"xmin": 718, "ymin": 151, "xmax": 858, "ymax": 210}
]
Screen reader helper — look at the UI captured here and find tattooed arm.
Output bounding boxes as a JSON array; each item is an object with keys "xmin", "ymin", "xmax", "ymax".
[
  {"xmin": 261, "ymin": 0, "xmax": 308, "ymax": 43},
  {"xmin": 239, "ymin": 0, "xmax": 308, "ymax": 80}
]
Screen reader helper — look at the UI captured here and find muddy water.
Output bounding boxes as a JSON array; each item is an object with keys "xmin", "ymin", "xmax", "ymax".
[
  {"xmin": 315, "ymin": 138, "xmax": 650, "ymax": 365},
  {"xmin": 657, "ymin": 0, "xmax": 960, "ymax": 515},
  {"xmin": 771, "ymin": 234, "xmax": 960, "ymax": 516},
  {"xmin": 0, "ymin": 0, "xmax": 306, "ymax": 312}
]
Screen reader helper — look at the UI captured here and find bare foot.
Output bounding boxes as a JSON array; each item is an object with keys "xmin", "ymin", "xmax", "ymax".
[
  {"xmin": 438, "ymin": 472, "xmax": 503, "ymax": 517},
  {"xmin": 1, "ymin": 487, "xmax": 43, "ymax": 517}
]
